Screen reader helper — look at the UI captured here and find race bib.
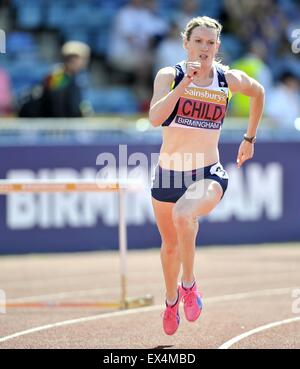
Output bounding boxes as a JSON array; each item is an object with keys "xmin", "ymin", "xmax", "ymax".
[{"xmin": 210, "ymin": 163, "xmax": 229, "ymax": 179}]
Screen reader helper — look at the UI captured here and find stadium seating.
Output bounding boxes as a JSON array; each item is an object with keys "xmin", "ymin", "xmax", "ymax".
[
  {"xmin": 4, "ymin": 0, "xmax": 300, "ymax": 114},
  {"xmin": 85, "ymin": 87, "xmax": 138, "ymax": 114}
]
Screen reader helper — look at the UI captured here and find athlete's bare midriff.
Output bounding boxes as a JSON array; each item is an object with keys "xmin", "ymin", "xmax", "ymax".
[{"xmin": 159, "ymin": 126, "xmax": 220, "ymax": 171}]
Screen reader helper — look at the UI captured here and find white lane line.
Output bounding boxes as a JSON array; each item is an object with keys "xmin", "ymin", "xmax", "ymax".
[
  {"xmin": 218, "ymin": 317, "xmax": 300, "ymax": 349},
  {"xmin": 0, "ymin": 286, "xmax": 297, "ymax": 344},
  {"xmin": 0, "ymin": 305, "xmax": 161, "ymax": 343}
]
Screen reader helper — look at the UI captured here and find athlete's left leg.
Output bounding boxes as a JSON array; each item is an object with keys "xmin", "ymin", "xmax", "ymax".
[
  {"xmin": 172, "ymin": 179, "xmax": 223, "ymax": 286},
  {"xmin": 172, "ymin": 179, "xmax": 223, "ymax": 321}
]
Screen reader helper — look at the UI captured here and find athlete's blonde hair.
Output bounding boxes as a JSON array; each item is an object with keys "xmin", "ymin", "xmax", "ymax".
[
  {"xmin": 182, "ymin": 16, "xmax": 229, "ymax": 71},
  {"xmin": 182, "ymin": 16, "xmax": 222, "ymax": 41}
]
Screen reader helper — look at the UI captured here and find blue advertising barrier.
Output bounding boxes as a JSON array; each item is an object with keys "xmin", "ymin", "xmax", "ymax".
[{"xmin": 0, "ymin": 139, "xmax": 299, "ymax": 253}]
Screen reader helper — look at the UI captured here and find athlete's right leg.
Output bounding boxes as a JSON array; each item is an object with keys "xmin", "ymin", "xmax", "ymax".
[{"xmin": 152, "ymin": 197, "xmax": 181, "ymax": 303}]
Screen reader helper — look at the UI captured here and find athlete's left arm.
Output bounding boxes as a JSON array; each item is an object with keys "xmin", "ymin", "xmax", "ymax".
[{"xmin": 225, "ymin": 69, "xmax": 265, "ymax": 168}]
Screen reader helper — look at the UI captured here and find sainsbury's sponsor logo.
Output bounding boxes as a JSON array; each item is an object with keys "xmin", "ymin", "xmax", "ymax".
[{"xmin": 184, "ymin": 87, "xmax": 227, "ymax": 104}]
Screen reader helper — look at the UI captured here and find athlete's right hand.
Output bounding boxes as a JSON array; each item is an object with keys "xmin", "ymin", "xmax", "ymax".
[
  {"xmin": 186, "ymin": 61, "xmax": 202, "ymax": 76},
  {"xmin": 181, "ymin": 61, "xmax": 202, "ymax": 86}
]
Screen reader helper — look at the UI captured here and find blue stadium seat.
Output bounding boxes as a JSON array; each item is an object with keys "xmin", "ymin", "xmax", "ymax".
[
  {"xmin": 17, "ymin": 5, "xmax": 43, "ymax": 29},
  {"xmin": 198, "ymin": 0, "xmax": 222, "ymax": 18},
  {"xmin": 0, "ymin": 57, "xmax": 11, "ymax": 76},
  {"xmin": 61, "ymin": 28, "xmax": 91, "ymax": 45},
  {"xmin": 46, "ymin": 4, "xmax": 68, "ymax": 28},
  {"xmin": 89, "ymin": 6, "xmax": 116, "ymax": 28},
  {"xmin": 58, "ymin": 4, "xmax": 115, "ymax": 31},
  {"xmin": 278, "ymin": 0, "xmax": 300, "ymax": 19},
  {"xmin": 92, "ymin": 0, "xmax": 126, "ymax": 7},
  {"xmin": 220, "ymin": 35, "xmax": 244, "ymax": 64},
  {"xmin": 6, "ymin": 32, "xmax": 38, "ymax": 55},
  {"xmin": 7, "ymin": 60, "xmax": 51, "ymax": 97},
  {"xmin": 85, "ymin": 87, "xmax": 138, "ymax": 113},
  {"xmin": 62, "ymin": 5, "xmax": 93, "ymax": 28},
  {"xmin": 90, "ymin": 32, "xmax": 110, "ymax": 55},
  {"xmin": 273, "ymin": 56, "xmax": 300, "ymax": 80}
]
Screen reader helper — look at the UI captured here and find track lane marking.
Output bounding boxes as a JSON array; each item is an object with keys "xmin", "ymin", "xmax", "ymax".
[
  {"xmin": 218, "ymin": 317, "xmax": 300, "ymax": 349},
  {"xmin": 0, "ymin": 287, "xmax": 297, "ymax": 344}
]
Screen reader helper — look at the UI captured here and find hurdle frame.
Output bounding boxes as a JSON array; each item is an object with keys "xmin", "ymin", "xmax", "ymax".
[{"xmin": 0, "ymin": 179, "xmax": 153, "ymax": 310}]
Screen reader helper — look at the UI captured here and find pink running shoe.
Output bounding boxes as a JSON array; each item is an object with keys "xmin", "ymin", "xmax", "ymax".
[
  {"xmin": 162, "ymin": 296, "xmax": 180, "ymax": 335},
  {"xmin": 179, "ymin": 282, "xmax": 203, "ymax": 322}
]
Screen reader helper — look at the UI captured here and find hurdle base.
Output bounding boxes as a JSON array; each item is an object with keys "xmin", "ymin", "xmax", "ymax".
[{"xmin": 121, "ymin": 294, "xmax": 154, "ymax": 310}]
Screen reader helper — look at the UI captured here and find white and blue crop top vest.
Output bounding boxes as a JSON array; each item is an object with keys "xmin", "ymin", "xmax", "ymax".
[{"xmin": 162, "ymin": 61, "xmax": 231, "ymax": 130}]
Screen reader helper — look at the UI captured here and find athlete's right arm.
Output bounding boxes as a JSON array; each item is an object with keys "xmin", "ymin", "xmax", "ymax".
[{"xmin": 149, "ymin": 67, "xmax": 191, "ymax": 127}]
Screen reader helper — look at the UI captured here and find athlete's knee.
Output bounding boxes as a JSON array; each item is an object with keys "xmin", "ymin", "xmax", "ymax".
[
  {"xmin": 172, "ymin": 207, "xmax": 194, "ymax": 229},
  {"xmin": 207, "ymin": 184, "xmax": 223, "ymax": 203},
  {"xmin": 194, "ymin": 201, "xmax": 215, "ymax": 217},
  {"xmin": 161, "ymin": 242, "xmax": 178, "ymax": 256},
  {"xmin": 196, "ymin": 189, "xmax": 223, "ymax": 216}
]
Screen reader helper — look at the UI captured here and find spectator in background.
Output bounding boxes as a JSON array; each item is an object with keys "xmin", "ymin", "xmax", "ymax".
[
  {"xmin": 107, "ymin": 0, "xmax": 168, "ymax": 111},
  {"xmin": 266, "ymin": 71, "xmax": 300, "ymax": 128},
  {"xmin": 40, "ymin": 41, "xmax": 91, "ymax": 117},
  {"xmin": 0, "ymin": 68, "xmax": 13, "ymax": 115},
  {"xmin": 230, "ymin": 38, "xmax": 273, "ymax": 117},
  {"xmin": 144, "ymin": 0, "xmax": 170, "ymax": 44},
  {"xmin": 221, "ymin": 0, "xmax": 298, "ymax": 79},
  {"xmin": 154, "ymin": 22, "xmax": 187, "ymax": 74},
  {"xmin": 250, "ymin": 0, "xmax": 288, "ymax": 63},
  {"xmin": 222, "ymin": 0, "xmax": 287, "ymax": 49}
]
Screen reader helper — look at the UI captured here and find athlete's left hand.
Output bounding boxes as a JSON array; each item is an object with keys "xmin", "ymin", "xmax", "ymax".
[{"xmin": 236, "ymin": 140, "xmax": 254, "ymax": 168}]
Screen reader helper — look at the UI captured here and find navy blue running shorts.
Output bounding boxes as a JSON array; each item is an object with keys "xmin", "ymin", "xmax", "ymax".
[{"xmin": 151, "ymin": 162, "xmax": 228, "ymax": 203}]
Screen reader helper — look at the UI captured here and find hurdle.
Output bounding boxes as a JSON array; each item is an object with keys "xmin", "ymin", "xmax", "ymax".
[{"xmin": 0, "ymin": 178, "xmax": 153, "ymax": 310}]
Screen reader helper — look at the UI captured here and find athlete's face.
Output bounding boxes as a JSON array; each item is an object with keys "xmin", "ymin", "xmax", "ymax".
[{"xmin": 184, "ymin": 26, "xmax": 220, "ymax": 66}]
